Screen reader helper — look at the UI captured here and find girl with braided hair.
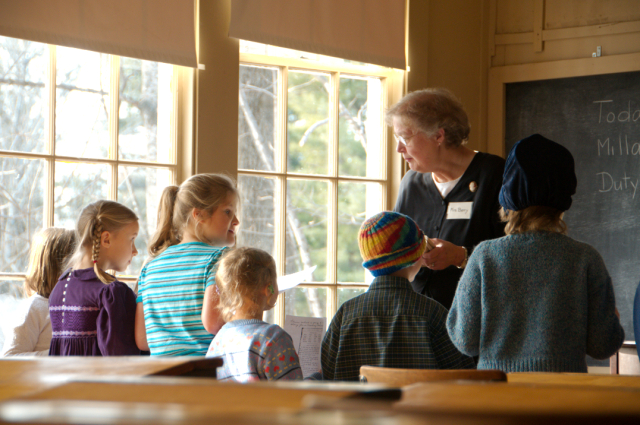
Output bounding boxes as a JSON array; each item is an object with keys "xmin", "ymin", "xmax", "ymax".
[{"xmin": 48, "ymin": 200, "xmax": 140, "ymax": 356}]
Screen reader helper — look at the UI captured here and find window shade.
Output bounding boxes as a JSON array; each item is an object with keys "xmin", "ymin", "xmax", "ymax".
[
  {"xmin": 0, "ymin": 0, "xmax": 197, "ymax": 68},
  {"xmin": 229, "ymin": 0, "xmax": 406, "ymax": 69}
]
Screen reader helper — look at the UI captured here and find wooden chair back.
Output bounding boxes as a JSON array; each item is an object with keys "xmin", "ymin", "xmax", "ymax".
[{"xmin": 359, "ymin": 366, "xmax": 507, "ymax": 386}]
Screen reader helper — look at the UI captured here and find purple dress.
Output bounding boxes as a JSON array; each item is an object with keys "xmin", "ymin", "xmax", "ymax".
[{"xmin": 49, "ymin": 268, "xmax": 140, "ymax": 356}]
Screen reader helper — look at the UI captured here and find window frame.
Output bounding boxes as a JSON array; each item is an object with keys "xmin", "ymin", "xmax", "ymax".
[
  {"xmin": 0, "ymin": 43, "xmax": 181, "ymax": 287},
  {"xmin": 238, "ymin": 52, "xmax": 404, "ymax": 326}
]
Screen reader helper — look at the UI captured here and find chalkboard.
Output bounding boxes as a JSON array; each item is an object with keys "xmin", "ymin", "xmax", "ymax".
[{"xmin": 505, "ymin": 70, "xmax": 640, "ymax": 347}]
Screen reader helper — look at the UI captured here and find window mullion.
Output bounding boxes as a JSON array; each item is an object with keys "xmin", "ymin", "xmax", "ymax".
[
  {"xmin": 45, "ymin": 45, "xmax": 56, "ymax": 228},
  {"xmin": 327, "ymin": 72, "xmax": 340, "ymax": 318},
  {"xmin": 109, "ymin": 56, "xmax": 120, "ymax": 201},
  {"xmin": 274, "ymin": 66, "xmax": 288, "ymax": 327}
]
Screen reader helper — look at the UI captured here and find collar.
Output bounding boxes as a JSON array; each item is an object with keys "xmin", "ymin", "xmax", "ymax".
[
  {"xmin": 423, "ymin": 151, "xmax": 484, "ymax": 200},
  {"xmin": 368, "ymin": 275, "xmax": 414, "ymax": 291},
  {"xmin": 223, "ymin": 319, "xmax": 267, "ymax": 329},
  {"xmin": 60, "ymin": 267, "xmax": 113, "ymax": 281}
]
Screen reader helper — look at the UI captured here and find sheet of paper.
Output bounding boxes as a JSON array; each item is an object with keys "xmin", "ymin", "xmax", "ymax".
[
  {"xmin": 284, "ymin": 315, "xmax": 326, "ymax": 378},
  {"xmin": 277, "ymin": 266, "xmax": 316, "ymax": 293}
]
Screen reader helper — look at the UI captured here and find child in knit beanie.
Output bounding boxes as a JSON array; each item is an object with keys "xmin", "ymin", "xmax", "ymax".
[
  {"xmin": 319, "ymin": 211, "xmax": 474, "ymax": 381},
  {"xmin": 447, "ymin": 134, "xmax": 623, "ymax": 373}
]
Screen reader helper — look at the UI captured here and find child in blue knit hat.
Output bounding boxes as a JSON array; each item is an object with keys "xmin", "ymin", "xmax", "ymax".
[
  {"xmin": 447, "ymin": 134, "xmax": 624, "ymax": 373},
  {"xmin": 319, "ymin": 210, "xmax": 474, "ymax": 381}
]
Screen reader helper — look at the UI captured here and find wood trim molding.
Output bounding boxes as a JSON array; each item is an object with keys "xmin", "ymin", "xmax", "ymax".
[
  {"xmin": 488, "ymin": 52, "xmax": 640, "ymax": 157},
  {"xmin": 533, "ymin": 0, "xmax": 545, "ymax": 52},
  {"xmin": 495, "ymin": 20, "xmax": 640, "ymax": 47}
]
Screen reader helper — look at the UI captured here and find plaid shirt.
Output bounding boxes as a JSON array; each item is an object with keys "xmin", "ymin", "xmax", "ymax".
[{"xmin": 321, "ymin": 275, "xmax": 474, "ymax": 381}]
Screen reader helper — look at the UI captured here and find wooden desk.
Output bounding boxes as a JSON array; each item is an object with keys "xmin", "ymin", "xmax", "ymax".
[
  {"xmin": 16, "ymin": 377, "xmax": 398, "ymax": 414},
  {"xmin": 0, "ymin": 399, "xmax": 541, "ymax": 425},
  {"xmin": 397, "ymin": 381, "xmax": 640, "ymax": 418},
  {"xmin": 0, "ymin": 356, "xmax": 221, "ymax": 401},
  {"xmin": 8, "ymin": 383, "xmax": 638, "ymax": 425},
  {"xmin": 508, "ymin": 372, "xmax": 640, "ymax": 388},
  {"xmin": 2, "ymin": 376, "xmax": 640, "ymax": 424}
]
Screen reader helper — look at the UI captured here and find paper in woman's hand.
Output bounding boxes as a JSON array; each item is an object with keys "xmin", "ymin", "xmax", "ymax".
[
  {"xmin": 424, "ymin": 236, "xmax": 436, "ymax": 252},
  {"xmin": 277, "ymin": 266, "xmax": 316, "ymax": 293}
]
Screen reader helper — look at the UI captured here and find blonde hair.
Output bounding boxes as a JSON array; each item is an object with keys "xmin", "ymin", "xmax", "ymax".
[
  {"xmin": 385, "ymin": 88, "xmax": 470, "ymax": 148},
  {"xmin": 148, "ymin": 173, "xmax": 237, "ymax": 257},
  {"xmin": 24, "ymin": 228, "xmax": 77, "ymax": 298},
  {"xmin": 215, "ymin": 247, "xmax": 276, "ymax": 322},
  {"xmin": 500, "ymin": 206, "xmax": 567, "ymax": 236},
  {"xmin": 67, "ymin": 200, "xmax": 138, "ymax": 284}
]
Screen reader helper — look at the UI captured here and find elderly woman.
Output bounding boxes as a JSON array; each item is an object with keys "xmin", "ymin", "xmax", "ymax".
[
  {"xmin": 387, "ymin": 88, "xmax": 505, "ymax": 309},
  {"xmin": 446, "ymin": 134, "xmax": 624, "ymax": 372}
]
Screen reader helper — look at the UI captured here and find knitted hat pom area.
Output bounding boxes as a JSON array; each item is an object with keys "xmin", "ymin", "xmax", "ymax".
[{"xmin": 358, "ymin": 211, "xmax": 427, "ymax": 277}]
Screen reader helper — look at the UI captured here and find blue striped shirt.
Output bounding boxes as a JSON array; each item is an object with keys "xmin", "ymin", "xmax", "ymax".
[{"xmin": 136, "ymin": 242, "xmax": 228, "ymax": 356}]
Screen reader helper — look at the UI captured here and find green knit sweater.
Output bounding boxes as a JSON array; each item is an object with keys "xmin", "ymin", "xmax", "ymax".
[{"xmin": 447, "ymin": 232, "xmax": 624, "ymax": 372}]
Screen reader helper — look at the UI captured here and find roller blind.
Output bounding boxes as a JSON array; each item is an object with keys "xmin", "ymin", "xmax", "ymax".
[
  {"xmin": 0, "ymin": 0, "xmax": 197, "ymax": 68},
  {"xmin": 229, "ymin": 0, "xmax": 406, "ymax": 69}
]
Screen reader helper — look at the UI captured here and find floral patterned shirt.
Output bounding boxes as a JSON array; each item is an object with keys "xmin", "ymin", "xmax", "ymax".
[{"xmin": 206, "ymin": 319, "xmax": 303, "ymax": 382}]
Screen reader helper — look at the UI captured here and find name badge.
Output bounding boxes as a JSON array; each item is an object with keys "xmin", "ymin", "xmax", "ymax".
[{"xmin": 446, "ymin": 202, "xmax": 473, "ymax": 219}]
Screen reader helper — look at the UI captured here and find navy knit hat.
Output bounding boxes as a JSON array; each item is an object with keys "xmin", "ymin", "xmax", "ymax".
[{"xmin": 499, "ymin": 134, "xmax": 577, "ymax": 212}]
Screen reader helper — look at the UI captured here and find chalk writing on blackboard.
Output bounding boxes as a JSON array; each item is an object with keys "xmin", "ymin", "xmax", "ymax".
[{"xmin": 592, "ymin": 100, "xmax": 640, "ymax": 199}]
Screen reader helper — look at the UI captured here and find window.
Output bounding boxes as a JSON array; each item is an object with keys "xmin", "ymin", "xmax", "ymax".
[
  {"xmin": 0, "ymin": 36, "xmax": 178, "ymax": 300},
  {"xmin": 237, "ymin": 42, "xmax": 403, "ymax": 325}
]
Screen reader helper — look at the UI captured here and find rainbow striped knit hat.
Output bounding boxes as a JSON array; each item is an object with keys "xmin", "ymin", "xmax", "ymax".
[{"xmin": 358, "ymin": 211, "xmax": 427, "ymax": 277}]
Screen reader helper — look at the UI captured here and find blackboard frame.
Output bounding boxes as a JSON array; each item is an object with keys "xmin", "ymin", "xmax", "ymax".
[
  {"xmin": 488, "ymin": 51, "xmax": 640, "ymax": 157},
  {"xmin": 487, "ymin": 52, "xmax": 640, "ymax": 349}
]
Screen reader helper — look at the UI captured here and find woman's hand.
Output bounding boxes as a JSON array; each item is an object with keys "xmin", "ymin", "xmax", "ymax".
[{"xmin": 422, "ymin": 239, "xmax": 465, "ymax": 270}]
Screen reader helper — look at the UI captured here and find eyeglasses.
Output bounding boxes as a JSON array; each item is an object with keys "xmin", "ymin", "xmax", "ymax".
[{"xmin": 394, "ymin": 132, "xmax": 421, "ymax": 147}]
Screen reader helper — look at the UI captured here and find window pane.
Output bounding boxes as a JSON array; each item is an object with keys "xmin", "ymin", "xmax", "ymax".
[
  {"xmin": 262, "ymin": 307, "xmax": 275, "ymax": 324},
  {"xmin": 54, "ymin": 162, "xmax": 109, "ymax": 228},
  {"xmin": 338, "ymin": 288, "xmax": 366, "ymax": 308},
  {"xmin": 287, "ymin": 71, "xmax": 329, "ymax": 175},
  {"xmin": 286, "ymin": 179, "xmax": 328, "ymax": 281},
  {"xmin": 0, "ymin": 279, "xmax": 23, "ymax": 298},
  {"xmin": 117, "ymin": 166, "xmax": 172, "ymax": 276},
  {"xmin": 0, "ymin": 37, "xmax": 47, "ymax": 154},
  {"xmin": 339, "ymin": 76, "xmax": 383, "ymax": 178},
  {"xmin": 0, "ymin": 278, "xmax": 25, "ymax": 348},
  {"xmin": 119, "ymin": 59, "xmax": 173, "ymax": 163},
  {"xmin": 337, "ymin": 182, "xmax": 383, "ymax": 284},
  {"xmin": 238, "ymin": 65, "xmax": 278, "ymax": 171},
  {"xmin": 237, "ymin": 174, "xmax": 276, "ymax": 256},
  {"xmin": 0, "ymin": 157, "xmax": 46, "ymax": 273},
  {"xmin": 55, "ymin": 47, "xmax": 110, "ymax": 158},
  {"xmin": 285, "ymin": 287, "xmax": 326, "ymax": 318}
]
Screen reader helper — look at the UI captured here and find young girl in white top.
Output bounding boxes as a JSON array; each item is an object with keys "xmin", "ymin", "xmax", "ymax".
[
  {"xmin": 206, "ymin": 247, "xmax": 303, "ymax": 382},
  {"xmin": 135, "ymin": 174, "xmax": 240, "ymax": 356},
  {"xmin": 1, "ymin": 228, "xmax": 76, "ymax": 356}
]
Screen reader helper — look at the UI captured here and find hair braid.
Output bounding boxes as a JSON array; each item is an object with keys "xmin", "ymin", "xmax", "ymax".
[
  {"xmin": 66, "ymin": 200, "xmax": 137, "ymax": 285},
  {"xmin": 92, "ymin": 220, "xmax": 102, "ymax": 264}
]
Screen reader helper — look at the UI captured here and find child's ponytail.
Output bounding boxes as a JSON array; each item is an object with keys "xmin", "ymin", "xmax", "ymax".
[
  {"xmin": 148, "ymin": 174, "xmax": 237, "ymax": 257},
  {"xmin": 148, "ymin": 185, "xmax": 180, "ymax": 257}
]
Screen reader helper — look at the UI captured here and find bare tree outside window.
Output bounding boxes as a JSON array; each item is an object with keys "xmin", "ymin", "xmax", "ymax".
[
  {"xmin": 237, "ymin": 54, "xmax": 387, "ymax": 323},
  {"xmin": 0, "ymin": 36, "xmax": 176, "ymax": 346}
]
